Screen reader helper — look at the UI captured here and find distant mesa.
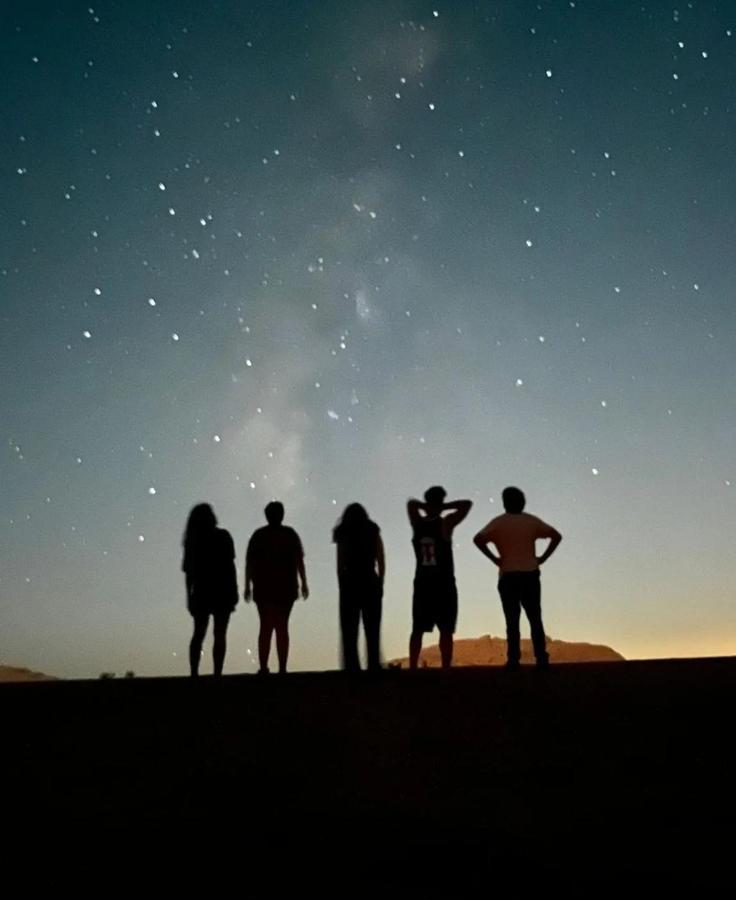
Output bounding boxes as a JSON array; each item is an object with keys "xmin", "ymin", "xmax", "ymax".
[
  {"xmin": 0, "ymin": 665, "xmax": 58, "ymax": 683},
  {"xmin": 390, "ymin": 635, "xmax": 624, "ymax": 668}
]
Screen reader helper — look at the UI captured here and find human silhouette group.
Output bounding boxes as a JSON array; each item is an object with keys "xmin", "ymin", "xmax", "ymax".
[{"xmin": 182, "ymin": 486, "xmax": 562, "ymax": 677}]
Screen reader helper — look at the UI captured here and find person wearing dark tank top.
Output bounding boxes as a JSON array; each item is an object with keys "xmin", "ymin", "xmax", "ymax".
[{"xmin": 407, "ymin": 486, "xmax": 472, "ymax": 669}]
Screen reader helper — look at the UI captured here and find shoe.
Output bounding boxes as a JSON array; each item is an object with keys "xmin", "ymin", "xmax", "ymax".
[{"xmin": 504, "ymin": 661, "xmax": 520, "ymax": 671}]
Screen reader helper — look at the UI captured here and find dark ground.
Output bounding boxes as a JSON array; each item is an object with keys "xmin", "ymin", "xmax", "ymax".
[{"xmin": 3, "ymin": 659, "xmax": 734, "ymax": 894}]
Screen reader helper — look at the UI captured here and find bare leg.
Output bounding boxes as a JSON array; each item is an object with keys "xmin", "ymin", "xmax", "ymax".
[
  {"xmin": 409, "ymin": 631, "xmax": 423, "ymax": 670},
  {"xmin": 275, "ymin": 605, "xmax": 292, "ymax": 674},
  {"xmin": 257, "ymin": 605, "xmax": 275, "ymax": 673},
  {"xmin": 439, "ymin": 630, "xmax": 453, "ymax": 669},
  {"xmin": 212, "ymin": 612, "xmax": 230, "ymax": 677},
  {"xmin": 189, "ymin": 614, "xmax": 209, "ymax": 677}
]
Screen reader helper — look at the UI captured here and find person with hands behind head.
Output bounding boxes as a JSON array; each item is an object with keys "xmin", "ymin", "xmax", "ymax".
[{"xmin": 408, "ymin": 486, "xmax": 472, "ymax": 670}]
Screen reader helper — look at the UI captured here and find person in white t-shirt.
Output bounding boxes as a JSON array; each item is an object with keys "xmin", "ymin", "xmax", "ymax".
[{"xmin": 473, "ymin": 487, "xmax": 562, "ymax": 669}]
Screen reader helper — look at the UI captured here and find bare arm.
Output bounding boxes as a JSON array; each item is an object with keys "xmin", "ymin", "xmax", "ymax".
[
  {"xmin": 442, "ymin": 499, "xmax": 473, "ymax": 530},
  {"xmin": 376, "ymin": 534, "xmax": 386, "ymax": 581},
  {"xmin": 226, "ymin": 533, "xmax": 238, "ymax": 609},
  {"xmin": 229, "ymin": 560, "xmax": 239, "ymax": 610},
  {"xmin": 407, "ymin": 499, "xmax": 424, "ymax": 526},
  {"xmin": 297, "ymin": 553, "xmax": 309, "ymax": 599},
  {"xmin": 473, "ymin": 530, "xmax": 501, "ymax": 566},
  {"xmin": 537, "ymin": 529, "xmax": 562, "ymax": 565},
  {"xmin": 244, "ymin": 541, "xmax": 253, "ymax": 600}
]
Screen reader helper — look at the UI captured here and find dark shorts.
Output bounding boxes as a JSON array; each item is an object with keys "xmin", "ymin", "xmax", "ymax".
[
  {"xmin": 412, "ymin": 578, "xmax": 458, "ymax": 634},
  {"xmin": 191, "ymin": 610, "xmax": 231, "ymax": 631},
  {"xmin": 255, "ymin": 598, "xmax": 295, "ymax": 620},
  {"xmin": 253, "ymin": 589, "xmax": 297, "ymax": 608},
  {"xmin": 188, "ymin": 590, "xmax": 236, "ymax": 618}
]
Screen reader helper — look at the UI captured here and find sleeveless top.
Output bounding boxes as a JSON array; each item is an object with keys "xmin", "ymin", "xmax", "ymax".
[{"xmin": 412, "ymin": 516, "xmax": 454, "ymax": 581}]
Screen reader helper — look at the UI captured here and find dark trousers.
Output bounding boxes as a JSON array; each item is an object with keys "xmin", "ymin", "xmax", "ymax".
[
  {"xmin": 498, "ymin": 571, "xmax": 548, "ymax": 665},
  {"xmin": 340, "ymin": 578, "xmax": 382, "ymax": 672}
]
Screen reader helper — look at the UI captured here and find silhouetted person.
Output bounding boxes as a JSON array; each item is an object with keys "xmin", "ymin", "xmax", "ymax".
[
  {"xmin": 244, "ymin": 501, "xmax": 308, "ymax": 674},
  {"xmin": 334, "ymin": 503, "xmax": 385, "ymax": 673},
  {"xmin": 182, "ymin": 503, "xmax": 238, "ymax": 678},
  {"xmin": 408, "ymin": 487, "xmax": 472, "ymax": 669},
  {"xmin": 473, "ymin": 486, "xmax": 562, "ymax": 669}
]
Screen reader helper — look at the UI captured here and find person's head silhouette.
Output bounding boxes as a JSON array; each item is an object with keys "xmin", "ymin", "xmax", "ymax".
[
  {"xmin": 184, "ymin": 503, "xmax": 217, "ymax": 545},
  {"xmin": 340, "ymin": 502, "xmax": 369, "ymax": 527},
  {"xmin": 264, "ymin": 500, "xmax": 285, "ymax": 526},
  {"xmin": 423, "ymin": 485, "xmax": 447, "ymax": 517},
  {"xmin": 333, "ymin": 502, "xmax": 373, "ymax": 542},
  {"xmin": 502, "ymin": 486, "xmax": 526, "ymax": 513}
]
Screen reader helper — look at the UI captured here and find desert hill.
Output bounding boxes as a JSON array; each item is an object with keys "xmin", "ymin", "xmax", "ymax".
[
  {"xmin": 0, "ymin": 665, "xmax": 57, "ymax": 682},
  {"xmin": 390, "ymin": 633, "xmax": 624, "ymax": 667}
]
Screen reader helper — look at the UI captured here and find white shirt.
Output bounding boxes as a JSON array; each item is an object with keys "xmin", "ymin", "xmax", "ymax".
[{"xmin": 476, "ymin": 512, "xmax": 556, "ymax": 573}]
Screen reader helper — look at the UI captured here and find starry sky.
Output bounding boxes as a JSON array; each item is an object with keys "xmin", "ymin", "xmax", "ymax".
[{"xmin": 2, "ymin": 1, "xmax": 735, "ymax": 678}]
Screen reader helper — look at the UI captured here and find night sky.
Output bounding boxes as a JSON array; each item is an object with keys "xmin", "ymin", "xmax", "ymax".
[{"xmin": 2, "ymin": 1, "xmax": 735, "ymax": 677}]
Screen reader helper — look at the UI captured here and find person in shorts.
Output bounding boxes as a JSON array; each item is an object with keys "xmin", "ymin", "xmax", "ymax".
[
  {"xmin": 407, "ymin": 486, "xmax": 472, "ymax": 669},
  {"xmin": 244, "ymin": 501, "xmax": 308, "ymax": 674},
  {"xmin": 182, "ymin": 503, "xmax": 238, "ymax": 677}
]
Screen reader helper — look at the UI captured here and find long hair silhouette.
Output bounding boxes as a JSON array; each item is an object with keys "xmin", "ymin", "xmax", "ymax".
[
  {"xmin": 183, "ymin": 503, "xmax": 217, "ymax": 555},
  {"xmin": 182, "ymin": 503, "xmax": 236, "ymax": 678},
  {"xmin": 333, "ymin": 502, "xmax": 373, "ymax": 543},
  {"xmin": 333, "ymin": 503, "xmax": 383, "ymax": 672}
]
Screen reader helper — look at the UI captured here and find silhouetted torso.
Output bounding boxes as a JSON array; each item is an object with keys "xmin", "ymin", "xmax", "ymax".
[
  {"xmin": 335, "ymin": 519, "xmax": 382, "ymax": 671},
  {"xmin": 478, "ymin": 512, "xmax": 554, "ymax": 573},
  {"xmin": 247, "ymin": 525, "xmax": 303, "ymax": 604},
  {"xmin": 338, "ymin": 522, "xmax": 380, "ymax": 585},
  {"xmin": 182, "ymin": 528, "xmax": 238, "ymax": 614},
  {"xmin": 412, "ymin": 516, "xmax": 455, "ymax": 581}
]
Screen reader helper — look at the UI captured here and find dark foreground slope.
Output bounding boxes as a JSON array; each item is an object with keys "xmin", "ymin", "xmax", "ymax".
[{"xmin": 3, "ymin": 659, "xmax": 735, "ymax": 893}]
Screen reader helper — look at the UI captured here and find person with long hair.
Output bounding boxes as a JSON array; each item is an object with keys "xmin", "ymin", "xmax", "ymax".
[
  {"xmin": 244, "ymin": 501, "xmax": 308, "ymax": 674},
  {"xmin": 333, "ymin": 503, "xmax": 385, "ymax": 672},
  {"xmin": 182, "ymin": 503, "xmax": 238, "ymax": 677}
]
